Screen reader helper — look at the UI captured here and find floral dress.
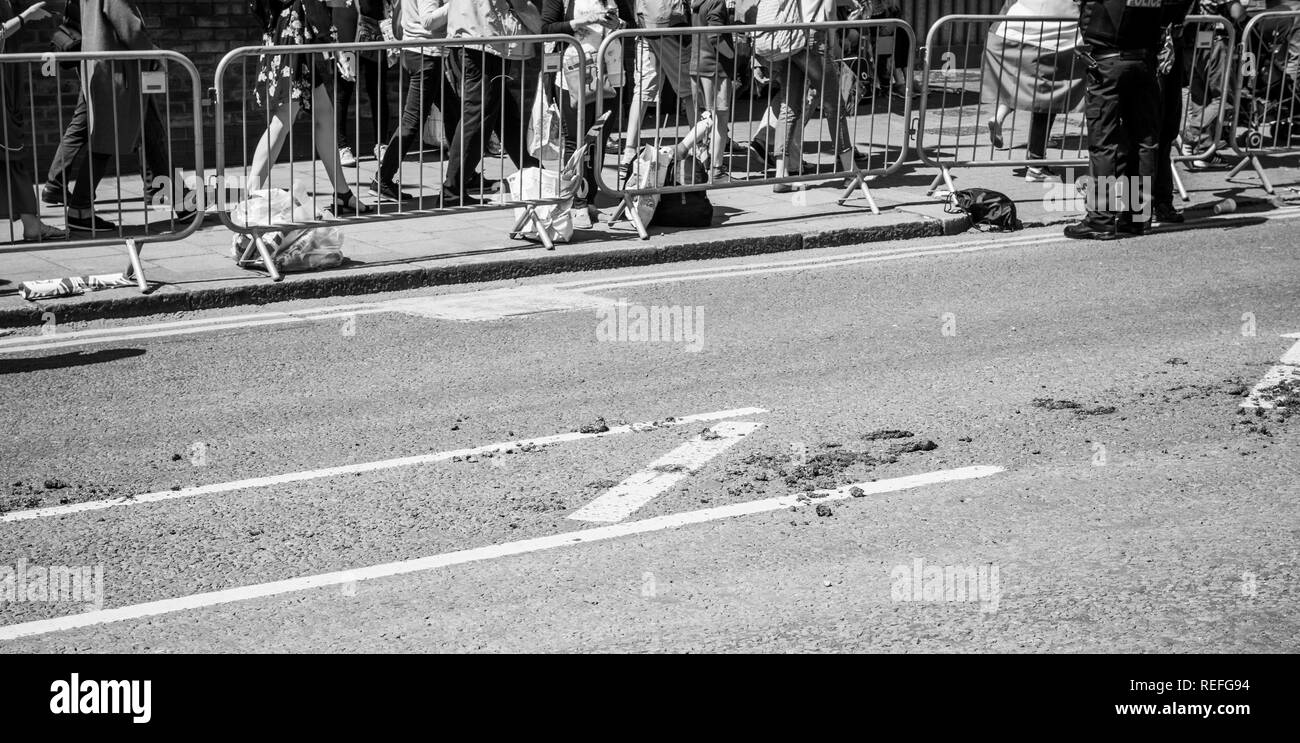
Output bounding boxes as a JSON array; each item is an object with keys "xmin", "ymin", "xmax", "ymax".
[{"xmin": 256, "ymin": 0, "xmax": 352, "ymax": 111}]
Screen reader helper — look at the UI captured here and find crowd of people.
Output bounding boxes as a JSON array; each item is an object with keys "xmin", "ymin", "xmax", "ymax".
[{"xmin": 0, "ymin": 0, "xmax": 1297, "ymax": 248}]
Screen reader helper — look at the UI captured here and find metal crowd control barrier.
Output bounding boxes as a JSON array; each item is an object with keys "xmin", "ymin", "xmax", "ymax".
[
  {"xmin": 1227, "ymin": 10, "xmax": 1300, "ymax": 194},
  {"xmin": 915, "ymin": 14, "xmax": 1235, "ymax": 200},
  {"xmin": 594, "ymin": 19, "xmax": 916, "ymax": 240},
  {"xmin": 1168, "ymin": 15, "xmax": 1237, "ymax": 202},
  {"xmin": 917, "ymin": 14, "xmax": 1088, "ymax": 196},
  {"xmin": 214, "ymin": 35, "xmax": 586, "ymax": 280},
  {"xmin": 0, "ymin": 50, "xmax": 204, "ymax": 293}
]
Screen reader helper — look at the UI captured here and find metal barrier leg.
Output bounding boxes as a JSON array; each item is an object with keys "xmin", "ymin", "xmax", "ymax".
[
  {"xmin": 1226, "ymin": 155, "xmax": 1251, "ymax": 180},
  {"xmin": 1226, "ymin": 154, "xmax": 1276, "ymax": 194},
  {"xmin": 124, "ymin": 239, "xmax": 148, "ymax": 293},
  {"xmin": 1171, "ymin": 161, "xmax": 1189, "ymax": 203},
  {"xmin": 839, "ymin": 172, "xmax": 880, "ymax": 214},
  {"xmin": 927, "ymin": 167, "xmax": 956, "ymax": 197},
  {"xmin": 609, "ymin": 195, "xmax": 649, "ymax": 240},
  {"xmin": 253, "ymin": 235, "xmax": 283, "ymax": 282},
  {"xmin": 509, "ymin": 206, "xmax": 534, "ymax": 240}
]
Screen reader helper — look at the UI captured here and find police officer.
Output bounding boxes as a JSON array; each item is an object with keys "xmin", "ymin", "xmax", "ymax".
[
  {"xmin": 1151, "ymin": 7, "xmax": 1193, "ymax": 223},
  {"xmin": 1065, "ymin": 0, "xmax": 1193, "ymax": 240}
]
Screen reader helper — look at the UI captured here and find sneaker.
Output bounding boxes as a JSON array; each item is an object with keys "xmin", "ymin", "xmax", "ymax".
[
  {"xmin": 40, "ymin": 182, "xmax": 67, "ymax": 206},
  {"xmin": 1152, "ymin": 202, "xmax": 1185, "ymax": 223},
  {"xmin": 66, "ymin": 213, "xmax": 118, "ymax": 233},
  {"xmin": 369, "ymin": 178, "xmax": 412, "ymax": 202},
  {"xmin": 1024, "ymin": 164, "xmax": 1059, "ymax": 182},
  {"xmin": 571, "ymin": 200, "xmax": 595, "ymax": 230},
  {"xmin": 773, "ymin": 182, "xmax": 801, "ymax": 194},
  {"xmin": 339, "ymin": 147, "xmax": 358, "ymax": 167},
  {"xmin": 604, "ymin": 135, "xmax": 623, "ymax": 155},
  {"xmin": 710, "ymin": 167, "xmax": 731, "ymax": 183}
]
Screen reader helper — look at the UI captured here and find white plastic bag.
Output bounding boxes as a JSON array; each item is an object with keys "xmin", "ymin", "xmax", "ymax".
[
  {"xmin": 528, "ymin": 82, "xmax": 563, "ymax": 161},
  {"xmin": 628, "ymin": 145, "xmax": 674, "ymax": 229},
  {"xmin": 505, "ymin": 167, "xmax": 575, "ymax": 244},
  {"xmin": 228, "ymin": 189, "xmax": 345, "ymax": 272}
]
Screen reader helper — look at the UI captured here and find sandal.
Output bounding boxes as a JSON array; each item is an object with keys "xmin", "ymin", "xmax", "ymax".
[
  {"xmin": 323, "ymin": 191, "xmax": 374, "ymax": 217},
  {"xmin": 22, "ymin": 223, "xmax": 69, "ymax": 242},
  {"xmin": 987, "ymin": 119, "xmax": 1005, "ymax": 150}
]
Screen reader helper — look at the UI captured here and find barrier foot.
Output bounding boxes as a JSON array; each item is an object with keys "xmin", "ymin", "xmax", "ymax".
[
  {"xmin": 839, "ymin": 172, "xmax": 881, "ymax": 215},
  {"xmin": 927, "ymin": 168, "xmax": 955, "ymax": 197},
  {"xmin": 1225, "ymin": 155, "xmax": 1276, "ymax": 195},
  {"xmin": 1227, "ymin": 155, "xmax": 1251, "ymax": 180},
  {"xmin": 254, "ymin": 234, "xmax": 283, "ymax": 282},
  {"xmin": 509, "ymin": 205, "xmax": 533, "ymax": 238},
  {"xmin": 1170, "ymin": 160, "xmax": 1189, "ymax": 203},
  {"xmin": 610, "ymin": 195, "xmax": 648, "ymax": 240},
  {"xmin": 1253, "ymin": 156, "xmax": 1275, "ymax": 194},
  {"xmin": 532, "ymin": 209, "xmax": 556, "ymax": 251},
  {"xmin": 123, "ymin": 239, "xmax": 148, "ymax": 294}
]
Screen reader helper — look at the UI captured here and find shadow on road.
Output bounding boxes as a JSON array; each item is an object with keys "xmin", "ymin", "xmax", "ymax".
[{"xmin": 0, "ymin": 348, "xmax": 146, "ymax": 375}]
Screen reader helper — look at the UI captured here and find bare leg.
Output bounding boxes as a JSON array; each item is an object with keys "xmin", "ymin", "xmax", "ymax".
[{"xmin": 247, "ymin": 97, "xmax": 301, "ymax": 192}]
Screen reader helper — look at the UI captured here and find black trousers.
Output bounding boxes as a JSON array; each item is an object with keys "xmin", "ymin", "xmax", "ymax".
[
  {"xmin": 377, "ymin": 51, "xmax": 461, "ymax": 185},
  {"xmin": 333, "ymin": 51, "xmax": 392, "ymax": 152},
  {"xmin": 1083, "ymin": 55, "xmax": 1160, "ymax": 228},
  {"xmin": 442, "ymin": 49, "xmax": 539, "ymax": 192}
]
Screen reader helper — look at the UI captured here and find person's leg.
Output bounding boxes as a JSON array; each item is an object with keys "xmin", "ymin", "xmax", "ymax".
[
  {"xmin": 310, "ymin": 84, "xmax": 356, "ymax": 198},
  {"xmin": 498, "ymin": 57, "xmax": 539, "ymax": 173},
  {"xmin": 45, "ymin": 85, "xmax": 88, "ymax": 198},
  {"xmin": 362, "ymin": 53, "xmax": 387, "ymax": 153},
  {"xmin": 1027, "ymin": 111, "xmax": 1052, "ymax": 160},
  {"xmin": 774, "ymin": 56, "xmax": 808, "ymax": 182},
  {"xmin": 65, "ymin": 152, "xmax": 114, "ymax": 230},
  {"xmin": 247, "ymin": 98, "xmax": 301, "ymax": 192},
  {"xmin": 1153, "ymin": 56, "xmax": 1184, "ymax": 213},
  {"xmin": 1080, "ymin": 57, "xmax": 1126, "ymax": 231},
  {"xmin": 648, "ymin": 36, "xmax": 698, "ymax": 128},
  {"xmin": 805, "ymin": 48, "xmax": 855, "ymax": 173},
  {"xmin": 620, "ymin": 37, "xmax": 659, "ymax": 170},
  {"xmin": 437, "ymin": 55, "xmax": 463, "ymax": 145},
  {"xmin": 334, "ymin": 74, "xmax": 358, "ymax": 152},
  {"xmin": 377, "ymin": 51, "xmax": 437, "ymax": 187},
  {"xmin": 442, "ymin": 49, "xmax": 490, "ymax": 197},
  {"xmin": 1122, "ymin": 59, "xmax": 1160, "ymax": 229}
]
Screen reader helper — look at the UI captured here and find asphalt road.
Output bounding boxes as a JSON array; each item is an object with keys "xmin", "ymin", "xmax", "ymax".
[{"xmin": 1, "ymin": 212, "xmax": 1297, "ymax": 652}]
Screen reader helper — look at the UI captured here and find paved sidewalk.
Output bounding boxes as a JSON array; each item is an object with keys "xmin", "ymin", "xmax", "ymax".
[{"xmin": 1, "ymin": 147, "xmax": 1296, "ymax": 327}]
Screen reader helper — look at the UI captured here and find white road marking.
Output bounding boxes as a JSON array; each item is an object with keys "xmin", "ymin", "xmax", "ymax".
[
  {"xmin": 0, "ymin": 306, "xmax": 385, "ymax": 354},
  {"xmin": 1242, "ymin": 334, "xmax": 1300, "ymax": 409},
  {"xmin": 0, "ymin": 465, "xmax": 1003, "ymax": 641},
  {"xmin": 569, "ymin": 421, "xmax": 764, "ymax": 523},
  {"xmin": 0, "ymin": 232, "xmax": 1069, "ymax": 351},
  {"xmin": 8, "ymin": 210, "xmax": 1297, "ymax": 352},
  {"xmin": 384, "ymin": 286, "xmax": 616, "ymax": 321},
  {"xmin": 0, "ymin": 407, "xmax": 768, "ymax": 523},
  {"xmin": 550, "ymin": 233, "xmax": 1056, "ymax": 290},
  {"xmin": 572, "ymin": 240, "xmax": 1070, "ymax": 293}
]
